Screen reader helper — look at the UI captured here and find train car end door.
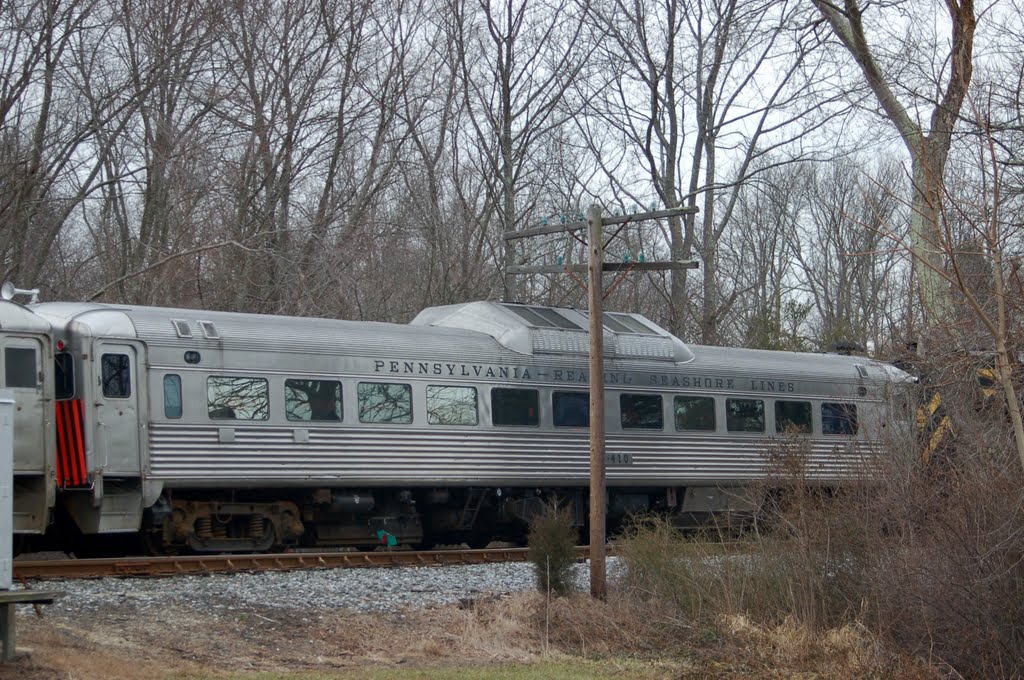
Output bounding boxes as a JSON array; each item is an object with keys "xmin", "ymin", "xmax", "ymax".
[
  {"xmin": 93, "ymin": 341, "xmax": 144, "ymax": 477},
  {"xmin": 0, "ymin": 334, "xmax": 54, "ymax": 533}
]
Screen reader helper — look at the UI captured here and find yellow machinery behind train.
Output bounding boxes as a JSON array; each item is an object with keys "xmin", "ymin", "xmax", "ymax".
[{"xmin": 916, "ymin": 362, "xmax": 1001, "ymax": 464}]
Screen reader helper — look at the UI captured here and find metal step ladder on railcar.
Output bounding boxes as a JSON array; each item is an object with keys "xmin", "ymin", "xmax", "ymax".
[{"xmin": 457, "ymin": 488, "xmax": 489, "ymax": 531}]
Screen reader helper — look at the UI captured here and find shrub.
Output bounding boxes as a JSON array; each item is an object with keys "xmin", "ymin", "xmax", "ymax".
[
  {"xmin": 527, "ymin": 499, "xmax": 578, "ymax": 596},
  {"xmin": 614, "ymin": 359, "xmax": 1024, "ymax": 678}
]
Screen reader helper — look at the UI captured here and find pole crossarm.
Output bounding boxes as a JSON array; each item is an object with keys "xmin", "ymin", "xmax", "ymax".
[
  {"xmin": 507, "ymin": 260, "xmax": 699, "ymax": 275},
  {"xmin": 502, "ymin": 206, "xmax": 699, "ymax": 241}
]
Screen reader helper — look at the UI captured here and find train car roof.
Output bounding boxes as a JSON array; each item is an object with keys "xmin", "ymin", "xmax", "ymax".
[
  {"xmin": 0, "ymin": 300, "xmax": 52, "ymax": 334},
  {"xmin": 684, "ymin": 343, "xmax": 905, "ymax": 384},
  {"xmin": 30, "ymin": 300, "xmax": 692, "ymax": 363},
  {"xmin": 410, "ymin": 301, "xmax": 693, "ymax": 363},
  {"xmin": 414, "ymin": 303, "xmax": 905, "ymax": 383},
  {"xmin": 27, "ymin": 300, "xmax": 905, "ymax": 382}
]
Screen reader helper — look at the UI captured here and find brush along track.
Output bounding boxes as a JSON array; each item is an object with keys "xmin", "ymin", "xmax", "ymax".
[{"xmin": 14, "ymin": 545, "xmax": 607, "ymax": 580}]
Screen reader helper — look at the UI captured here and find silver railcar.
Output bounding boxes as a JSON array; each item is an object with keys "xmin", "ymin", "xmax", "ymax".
[
  {"xmin": 0, "ymin": 299, "xmax": 56, "ymax": 534},
  {"xmin": 7, "ymin": 298, "xmax": 909, "ymax": 552}
]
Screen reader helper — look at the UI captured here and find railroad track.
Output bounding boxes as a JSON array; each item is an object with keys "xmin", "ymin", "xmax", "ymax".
[{"xmin": 14, "ymin": 545, "xmax": 607, "ymax": 580}]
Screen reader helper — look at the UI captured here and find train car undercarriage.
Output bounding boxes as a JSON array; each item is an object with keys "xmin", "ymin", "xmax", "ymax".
[{"xmin": 128, "ymin": 484, "xmax": 757, "ymax": 555}]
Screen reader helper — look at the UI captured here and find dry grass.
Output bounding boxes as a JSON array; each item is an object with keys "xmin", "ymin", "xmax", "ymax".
[
  {"xmin": 10, "ymin": 584, "xmax": 928, "ymax": 680},
  {"xmin": 605, "ymin": 360, "xmax": 1024, "ymax": 678}
]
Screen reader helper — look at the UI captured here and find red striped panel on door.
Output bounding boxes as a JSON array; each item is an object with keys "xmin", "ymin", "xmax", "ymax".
[{"xmin": 55, "ymin": 399, "xmax": 87, "ymax": 487}]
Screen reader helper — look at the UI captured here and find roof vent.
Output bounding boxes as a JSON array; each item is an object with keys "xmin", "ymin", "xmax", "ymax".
[
  {"xmin": 830, "ymin": 340, "xmax": 865, "ymax": 356},
  {"xmin": 171, "ymin": 319, "xmax": 192, "ymax": 338},
  {"xmin": 199, "ymin": 320, "xmax": 220, "ymax": 339}
]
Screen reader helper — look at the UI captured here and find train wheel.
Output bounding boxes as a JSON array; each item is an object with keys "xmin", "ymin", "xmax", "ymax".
[
  {"xmin": 140, "ymin": 530, "xmax": 180, "ymax": 556},
  {"xmin": 12, "ymin": 533, "xmax": 30, "ymax": 557}
]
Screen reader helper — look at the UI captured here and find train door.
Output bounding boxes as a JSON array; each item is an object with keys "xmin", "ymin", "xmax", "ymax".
[
  {"xmin": 0, "ymin": 334, "xmax": 53, "ymax": 532},
  {"xmin": 1, "ymin": 336, "xmax": 46, "ymax": 470},
  {"xmin": 92, "ymin": 340, "xmax": 143, "ymax": 476}
]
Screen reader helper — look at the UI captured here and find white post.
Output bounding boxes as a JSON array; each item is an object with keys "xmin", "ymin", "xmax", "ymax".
[{"xmin": 0, "ymin": 390, "xmax": 12, "ymax": 590}]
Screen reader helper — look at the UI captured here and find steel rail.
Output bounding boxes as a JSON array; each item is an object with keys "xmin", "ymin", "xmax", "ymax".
[{"xmin": 14, "ymin": 546, "xmax": 606, "ymax": 580}]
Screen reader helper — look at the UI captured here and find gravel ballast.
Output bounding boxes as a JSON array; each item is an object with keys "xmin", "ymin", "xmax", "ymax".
[{"xmin": 21, "ymin": 558, "xmax": 621, "ymax": 618}]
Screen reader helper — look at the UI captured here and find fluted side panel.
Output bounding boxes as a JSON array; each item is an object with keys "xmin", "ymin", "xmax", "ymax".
[{"xmin": 148, "ymin": 424, "xmax": 881, "ymax": 487}]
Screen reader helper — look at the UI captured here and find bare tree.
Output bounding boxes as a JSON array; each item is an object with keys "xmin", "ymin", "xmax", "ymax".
[
  {"xmin": 945, "ymin": 105, "xmax": 1024, "ymax": 471},
  {"xmin": 212, "ymin": 0, "xmax": 351, "ymax": 312},
  {"xmin": 720, "ymin": 162, "xmax": 808, "ymax": 350},
  {"xmin": 581, "ymin": 0, "xmax": 847, "ymax": 343},
  {"xmin": 0, "ymin": 0, "xmax": 148, "ymax": 290},
  {"xmin": 451, "ymin": 0, "xmax": 590, "ymax": 302},
  {"xmin": 382, "ymin": 2, "xmax": 502, "ymax": 310},
  {"xmin": 84, "ymin": 0, "xmax": 224, "ymax": 305},
  {"xmin": 793, "ymin": 157, "xmax": 908, "ymax": 351},
  {"xmin": 811, "ymin": 0, "xmax": 976, "ymax": 331}
]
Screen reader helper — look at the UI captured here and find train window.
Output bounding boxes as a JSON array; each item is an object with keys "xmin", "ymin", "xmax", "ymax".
[
  {"xmin": 54, "ymin": 352, "xmax": 74, "ymax": 398},
  {"xmin": 504, "ymin": 304, "xmax": 581, "ymax": 330},
  {"xmin": 775, "ymin": 400, "xmax": 812, "ymax": 434},
  {"xmin": 606, "ymin": 313, "xmax": 660, "ymax": 335},
  {"xmin": 358, "ymin": 382, "xmax": 412, "ymax": 424},
  {"xmin": 553, "ymin": 391, "xmax": 589, "ymax": 428},
  {"xmin": 492, "ymin": 388, "xmax": 539, "ymax": 426},
  {"xmin": 207, "ymin": 376, "xmax": 269, "ymax": 420},
  {"xmin": 532, "ymin": 307, "xmax": 580, "ymax": 330},
  {"xmin": 726, "ymin": 398, "xmax": 764, "ymax": 432},
  {"xmin": 620, "ymin": 393, "xmax": 663, "ymax": 430},
  {"xmin": 600, "ymin": 314, "xmax": 632, "ymax": 334},
  {"xmin": 286, "ymin": 379, "xmax": 342, "ymax": 421},
  {"xmin": 427, "ymin": 385, "xmax": 478, "ymax": 425},
  {"xmin": 4, "ymin": 347, "xmax": 37, "ymax": 388},
  {"xmin": 822, "ymin": 402, "xmax": 858, "ymax": 435},
  {"xmin": 101, "ymin": 354, "xmax": 131, "ymax": 398},
  {"xmin": 164, "ymin": 375, "xmax": 182, "ymax": 419},
  {"xmin": 674, "ymin": 396, "xmax": 715, "ymax": 431}
]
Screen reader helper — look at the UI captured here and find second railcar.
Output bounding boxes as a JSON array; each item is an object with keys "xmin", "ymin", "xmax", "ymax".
[{"xmin": 17, "ymin": 299, "xmax": 909, "ymax": 552}]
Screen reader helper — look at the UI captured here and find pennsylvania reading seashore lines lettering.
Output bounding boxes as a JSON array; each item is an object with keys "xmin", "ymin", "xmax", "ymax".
[{"xmin": 373, "ymin": 359, "xmax": 797, "ymax": 393}]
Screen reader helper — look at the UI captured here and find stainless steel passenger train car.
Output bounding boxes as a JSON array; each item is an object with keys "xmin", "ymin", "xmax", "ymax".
[
  {"xmin": 3, "ymin": 294, "xmax": 910, "ymax": 552},
  {"xmin": 0, "ymin": 296, "xmax": 56, "ymax": 535}
]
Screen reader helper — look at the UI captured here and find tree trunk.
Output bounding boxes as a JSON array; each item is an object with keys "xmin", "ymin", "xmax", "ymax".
[{"xmin": 909, "ymin": 137, "xmax": 953, "ymax": 327}]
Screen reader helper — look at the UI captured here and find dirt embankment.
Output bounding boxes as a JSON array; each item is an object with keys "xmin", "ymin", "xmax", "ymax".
[{"xmin": 4, "ymin": 593, "xmax": 550, "ymax": 680}]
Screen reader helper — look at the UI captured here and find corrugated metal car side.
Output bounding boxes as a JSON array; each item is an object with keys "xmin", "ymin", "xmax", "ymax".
[{"xmin": 147, "ymin": 424, "xmax": 882, "ymax": 486}]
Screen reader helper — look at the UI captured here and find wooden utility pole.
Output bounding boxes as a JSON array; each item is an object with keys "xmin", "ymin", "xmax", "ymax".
[
  {"xmin": 505, "ymin": 203, "xmax": 698, "ymax": 599},
  {"xmin": 585, "ymin": 206, "xmax": 607, "ymax": 598}
]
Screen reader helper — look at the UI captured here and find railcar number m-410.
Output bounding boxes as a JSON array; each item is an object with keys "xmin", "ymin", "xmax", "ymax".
[{"xmin": 606, "ymin": 452, "xmax": 634, "ymax": 466}]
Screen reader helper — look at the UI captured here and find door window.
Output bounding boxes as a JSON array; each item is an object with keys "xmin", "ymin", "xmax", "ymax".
[
  {"xmin": 4, "ymin": 346, "xmax": 37, "ymax": 388},
  {"xmin": 55, "ymin": 352, "xmax": 75, "ymax": 398},
  {"xmin": 101, "ymin": 354, "xmax": 131, "ymax": 398}
]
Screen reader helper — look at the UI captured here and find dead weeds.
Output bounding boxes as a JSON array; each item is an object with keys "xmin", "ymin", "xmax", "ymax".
[{"xmin": 3, "ymin": 588, "xmax": 930, "ymax": 679}]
